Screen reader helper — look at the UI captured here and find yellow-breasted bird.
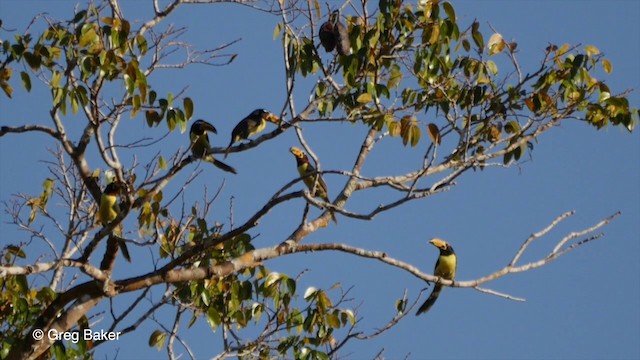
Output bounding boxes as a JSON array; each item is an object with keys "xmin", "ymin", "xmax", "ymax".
[
  {"xmin": 224, "ymin": 109, "xmax": 280, "ymax": 158},
  {"xmin": 98, "ymin": 181, "xmax": 131, "ymax": 262},
  {"xmin": 416, "ymin": 238, "xmax": 456, "ymax": 315},
  {"xmin": 289, "ymin": 147, "xmax": 337, "ymax": 223},
  {"xmin": 190, "ymin": 119, "xmax": 237, "ymax": 174}
]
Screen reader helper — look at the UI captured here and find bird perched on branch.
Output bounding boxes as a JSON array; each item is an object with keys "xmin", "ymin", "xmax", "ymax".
[
  {"xmin": 289, "ymin": 147, "xmax": 337, "ymax": 223},
  {"xmin": 319, "ymin": 10, "xmax": 351, "ymax": 56},
  {"xmin": 189, "ymin": 119, "xmax": 237, "ymax": 174},
  {"xmin": 224, "ymin": 109, "xmax": 280, "ymax": 158},
  {"xmin": 98, "ymin": 181, "xmax": 131, "ymax": 262},
  {"xmin": 319, "ymin": 19, "xmax": 337, "ymax": 52},
  {"xmin": 416, "ymin": 238, "xmax": 456, "ymax": 315}
]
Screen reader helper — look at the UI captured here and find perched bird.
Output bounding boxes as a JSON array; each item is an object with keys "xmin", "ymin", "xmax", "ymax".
[
  {"xmin": 319, "ymin": 20, "xmax": 337, "ymax": 52},
  {"xmin": 416, "ymin": 238, "xmax": 456, "ymax": 315},
  {"xmin": 318, "ymin": 11, "xmax": 350, "ymax": 56},
  {"xmin": 224, "ymin": 109, "xmax": 280, "ymax": 158},
  {"xmin": 98, "ymin": 181, "xmax": 131, "ymax": 262},
  {"xmin": 190, "ymin": 119, "xmax": 237, "ymax": 174},
  {"xmin": 289, "ymin": 147, "xmax": 337, "ymax": 223}
]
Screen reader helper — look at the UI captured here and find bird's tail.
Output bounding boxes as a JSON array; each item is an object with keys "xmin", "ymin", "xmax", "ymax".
[
  {"xmin": 101, "ymin": 234, "xmax": 131, "ymax": 269},
  {"xmin": 206, "ymin": 155, "xmax": 238, "ymax": 174},
  {"xmin": 416, "ymin": 285, "xmax": 442, "ymax": 316},
  {"xmin": 118, "ymin": 237, "xmax": 131, "ymax": 263},
  {"xmin": 223, "ymin": 141, "xmax": 233, "ymax": 159},
  {"xmin": 321, "ymin": 194, "xmax": 337, "ymax": 224},
  {"xmin": 328, "ymin": 210, "xmax": 337, "ymax": 224}
]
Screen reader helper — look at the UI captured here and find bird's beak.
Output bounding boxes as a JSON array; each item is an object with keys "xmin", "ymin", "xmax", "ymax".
[
  {"xmin": 265, "ymin": 112, "xmax": 280, "ymax": 125},
  {"xmin": 200, "ymin": 122, "xmax": 217, "ymax": 134},
  {"xmin": 429, "ymin": 238, "xmax": 447, "ymax": 250}
]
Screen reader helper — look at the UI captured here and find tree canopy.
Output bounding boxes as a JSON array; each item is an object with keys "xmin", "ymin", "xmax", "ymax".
[{"xmin": 0, "ymin": 0, "xmax": 637, "ymax": 359}]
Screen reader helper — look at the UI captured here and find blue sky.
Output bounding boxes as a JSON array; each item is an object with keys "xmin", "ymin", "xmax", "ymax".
[{"xmin": 0, "ymin": 0, "xmax": 638, "ymax": 359}]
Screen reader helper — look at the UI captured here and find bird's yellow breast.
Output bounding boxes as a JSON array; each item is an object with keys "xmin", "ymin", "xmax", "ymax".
[
  {"xmin": 248, "ymin": 120, "xmax": 266, "ymax": 137},
  {"xmin": 190, "ymin": 132, "xmax": 210, "ymax": 158},
  {"xmin": 98, "ymin": 194, "xmax": 119, "ymax": 225},
  {"xmin": 434, "ymin": 253, "xmax": 456, "ymax": 280}
]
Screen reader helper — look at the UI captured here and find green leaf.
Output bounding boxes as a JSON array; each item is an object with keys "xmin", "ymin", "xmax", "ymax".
[
  {"xmin": 0, "ymin": 73, "xmax": 13, "ymax": 98},
  {"xmin": 149, "ymin": 90, "xmax": 157, "ymax": 105},
  {"xmin": 72, "ymin": 10, "xmax": 87, "ymax": 23},
  {"xmin": 20, "ymin": 71, "xmax": 31, "ymax": 92},
  {"xmin": 471, "ymin": 21, "xmax": 484, "ymax": 49},
  {"xmin": 148, "ymin": 330, "xmax": 166, "ymax": 350},
  {"xmin": 206, "ymin": 307, "xmax": 222, "ymax": 331},
  {"xmin": 503, "ymin": 150, "xmax": 513, "ymax": 165},
  {"xmin": 24, "ymin": 52, "xmax": 42, "ymax": 70},
  {"xmin": 136, "ymin": 34, "xmax": 148, "ymax": 54},
  {"xmin": 79, "ymin": 25, "xmax": 98, "ymax": 49},
  {"xmin": 16, "ymin": 274, "xmax": 29, "ymax": 294},
  {"xmin": 265, "ymin": 272, "xmax": 283, "ymax": 288},
  {"xmin": 158, "ymin": 98, "xmax": 168, "ymax": 111},
  {"xmin": 462, "ymin": 39, "xmax": 470, "ymax": 52},
  {"xmin": 70, "ymin": 93, "xmax": 78, "ymax": 114},
  {"xmin": 145, "ymin": 110, "xmax": 160, "ymax": 127},
  {"xmin": 183, "ymin": 97, "xmax": 194, "ymax": 120},
  {"xmin": 326, "ymin": 313, "xmax": 340, "ymax": 328},
  {"xmin": 388, "ymin": 64, "xmax": 402, "ymax": 89},
  {"xmin": 131, "ymin": 95, "xmax": 141, "ymax": 118},
  {"xmin": 427, "ymin": 123, "xmax": 441, "ymax": 145},
  {"xmin": 158, "ymin": 156, "xmax": 167, "ymax": 170},
  {"xmin": 51, "ymin": 341, "xmax": 66, "ymax": 359},
  {"xmin": 51, "ymin": 70, "xmax": 61, "ymax": 88},
  {"xmin": 504, "ymin": 120, "xmax": 521, "ymax": 134},
  {"xmin": 485, "ymin": 60, "xmax": 498, "ymax": 76},
  {"xmin": 356, "ymin": 93, "xmax": 373, "ymax": 104},
  {"xmin": 410, "ymin": 124, "xmax": 421, "ymax": 147},
  {"xmin": 6, "ymin": 245, "xmax": 26, "ymax": 258},
  {"xmin": 443, "ymin": 2, "xmax": 456, "ymax": 20}
]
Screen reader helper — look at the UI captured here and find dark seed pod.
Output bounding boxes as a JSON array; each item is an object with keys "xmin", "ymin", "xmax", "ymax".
[
  {"xmin": 334, "ymin": 20, "xmax": 350, "ymax": 56},
  {"xmin": 319, "ymin": 21, "xmax": 337, "ymax": 52}
]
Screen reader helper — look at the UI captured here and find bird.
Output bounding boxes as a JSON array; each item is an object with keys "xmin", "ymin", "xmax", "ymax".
[
  {"xmin": 98, "ymin": 181, "xmax": 131, "ymax": 262},
  {"xmin": 416, "ymin": 238, "xmax": 456, "ymax": 315},
  {"xmin": 289, "ymin": 147, "xmax": 337, "ymax": 223},
  {"xmin": 318, "ymin": 11, "xmax": 350, "ymax": 56},
  {"xmin": 224, "ymin": 109, "xmax": 280, "ymax": 158},
  {"xmin": 189, "ymin": 119, "xmax": 237, "ymax": 174},
  {"xmin": 319, "ymin": 20, "xmax": 337, "ymax": 52}
]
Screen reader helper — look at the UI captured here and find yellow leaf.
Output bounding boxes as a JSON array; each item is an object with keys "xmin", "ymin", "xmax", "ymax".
[
  {"xmin": 273, "ymin": 23, "xmax": 282, "ymax": 40},
  {"xmin": 410, "ymin": 125, "xmax": 421, "ymax": 147},
  {"xmin": 427, "ymin": 123, "xmax": 441, "ymax": 145},
  {"xmin": 487, "ymin": 33, "xmax": 505, "ymax": 55},
  {"xmin": 388, "ymin": 121, "xmax": 401, "ymax": 137},
  {"xmin": 488, "ymin": 125, "xmax": 501, "ymax": 143},
  {"xmin": 602, "ymin": 59, "xmax": 612, "ymax": 74},
  {"xmin": 356, "ymin": 93, "xmax": 373, "ymax": 104},
  {"xmin": 557, "ymin": 43, "xmax": 570, "ymax": 56},
  {"xmin": 584, "ymin": 45, "xmax": 600, "ymax": 57},
  {"xmin": 555, "ymin": 43, "xmax": 570, "ymax": 66}
]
